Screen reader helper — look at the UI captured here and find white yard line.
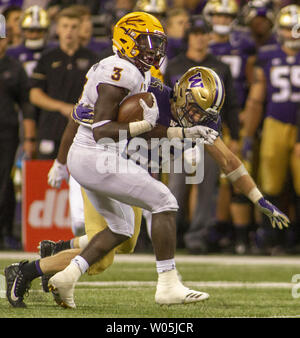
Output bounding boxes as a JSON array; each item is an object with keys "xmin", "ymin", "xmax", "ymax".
[
  {"xmin": 1, "ymin": 252, "xmax": 300, "ymax": 265},
  {"xmin": 76, "ymin": 280, "xmax": 294, "ymax": 288}
]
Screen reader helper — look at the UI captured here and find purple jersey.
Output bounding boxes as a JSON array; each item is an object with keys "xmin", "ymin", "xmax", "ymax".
[
  {"xmin": 148, "ymin": 77, "xmax": 173, "ymax": 127},
  {"xmin": 0, "ymin": 0, "xmax": 23, "ymax": 11},
  {"xmin": 166, "ymin": 37, "xmax": 186, "ymax": 60},
  {"xmin": 85, "ymin": 38, "xmax": 110, "ymax": 55},
  {"xmin": 209, "ymin": 30, "xmax": 256, "ymax": 108},
  {"xmin": 257, "ymin": 43, "xmax": 300, "ymax": 125},
  {"xmin": 148, "ymin": 77, "xmax": 221, "ymax": 133},
  {"xmin": 7, "ymin": 43, "xmax": 57, "ymax": 76}
]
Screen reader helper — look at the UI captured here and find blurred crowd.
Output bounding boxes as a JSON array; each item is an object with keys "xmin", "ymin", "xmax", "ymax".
[{"xmin": 1, "ymin": 0, "xmax": 300, "ymax": 256}]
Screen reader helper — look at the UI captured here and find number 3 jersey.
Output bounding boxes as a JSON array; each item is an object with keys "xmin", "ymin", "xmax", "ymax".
[
  {"xmin": 74, "ymin": 53, "xmax": 152, "ymax": 148},
  {"xmin": 257, "ymin": 43, "xmax": 300, "ymax": 125}
]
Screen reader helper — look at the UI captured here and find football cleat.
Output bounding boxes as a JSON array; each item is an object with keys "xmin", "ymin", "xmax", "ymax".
[
  {"xmin": 5, "ymin": 261, "xmax": 31, "ymax": 308},
  {"xmin": 155, "ymin": 269, "xmax": 210, "ymax": 305},
  {"xmin": 48, "ymin": 263, "xmax": 81, "ymax": 309},
  {"xmin": 38, "ymin": 240, "xmax": 67, "ymax": 293}
]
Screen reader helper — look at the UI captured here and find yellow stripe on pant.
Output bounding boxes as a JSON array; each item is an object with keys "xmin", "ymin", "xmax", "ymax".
[
  {"xmin": 259, "ymin": 116, "xmax": 300, "ymax": 196},
  {"xmin": 81, "ymin": 188, "xmax": 142, "ymax": 275}
]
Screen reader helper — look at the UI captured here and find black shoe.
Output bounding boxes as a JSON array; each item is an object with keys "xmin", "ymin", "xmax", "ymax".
[
  {"xmin": 38, "ymin": 240, "xmax": 66, "ymax": 292},
  {"xmin": 39, "ymin": 240, "xmax": 57, "ymax": 258},
  {"xmin": 5, "ymin": 261, "xmax": 31, "ymax": 308},
  {"xmin": 39, "ymin": 240, "xmax": 67, "ymax": 257}
]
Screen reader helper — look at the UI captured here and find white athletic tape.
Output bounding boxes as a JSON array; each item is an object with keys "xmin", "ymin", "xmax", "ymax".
[{"xmin": 226, "ymin": 164, "xmax": 248, "ymax": 183}]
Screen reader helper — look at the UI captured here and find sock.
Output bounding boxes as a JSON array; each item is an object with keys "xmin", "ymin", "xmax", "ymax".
[
  {"xmin": 21, "ymin": 260, "xmax": 43, "ymax": 281},
  {"xmin": 71, "ymin": 255, "xmax": 89, "ymax": 274},
  {"xmin": 78, "ymin": 235, "xmax": 89, "ymax": 249},
  {"xmin": 156, "ymin": 259, "xmax": 176, "ymax": 274}
]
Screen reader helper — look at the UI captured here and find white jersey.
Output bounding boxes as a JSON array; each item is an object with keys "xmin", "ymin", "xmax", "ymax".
[
  {"xmin": 74, "ymin": 54, "xmax": 151, "ymax": 149},
  {"xmin": 68, "ymin": 56, "xmax": 178, "ymax": 238}
]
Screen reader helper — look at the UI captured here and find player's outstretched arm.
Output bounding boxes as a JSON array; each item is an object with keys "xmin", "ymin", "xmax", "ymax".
[{"xmin": 206, "ymin": 137, "xmax": 290, "ymax": 230}]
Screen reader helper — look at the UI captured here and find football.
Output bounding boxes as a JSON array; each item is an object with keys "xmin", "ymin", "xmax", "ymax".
[{"xmin": 118, "ymin": 92, "xmax": 153, "ymax": 123}]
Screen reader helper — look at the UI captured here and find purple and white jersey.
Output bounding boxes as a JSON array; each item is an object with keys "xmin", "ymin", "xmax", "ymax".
[
  {"xmin": 257, "ymin": 43, "xmax": 300, "ymax": 125},
  {"xmin": 7, "ymin": 43, "xmax": 56, "ymax": 76},
  {"xmin": 209, "ymin": 30, "xmax": 256, "ymax": 108}
]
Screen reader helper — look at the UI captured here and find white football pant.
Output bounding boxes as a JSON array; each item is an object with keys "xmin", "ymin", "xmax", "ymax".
[{"xmin": 67, "ymin": 143, "xmax": 178, "ymax": 237}]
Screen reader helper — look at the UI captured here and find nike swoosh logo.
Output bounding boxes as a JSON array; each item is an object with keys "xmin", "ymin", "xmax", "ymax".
[{"xmin": 10, "ymin": 278, "xmax": 19, "ymax": 302}]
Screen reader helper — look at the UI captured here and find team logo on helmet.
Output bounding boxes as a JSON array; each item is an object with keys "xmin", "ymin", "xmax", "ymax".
[{"xmin": 172, "ymin": 67, "xmax": 225, "ymax": 128}]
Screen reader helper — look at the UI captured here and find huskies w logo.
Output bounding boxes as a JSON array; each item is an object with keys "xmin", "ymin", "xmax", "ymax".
[{"xmin": 189, "ymin": 73, "xmax": 204, "ymax": 88}]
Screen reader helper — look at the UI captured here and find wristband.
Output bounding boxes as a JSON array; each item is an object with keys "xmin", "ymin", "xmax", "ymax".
[
  {"xmin": 24, "ymin": 137, "xmax": 36, "ymax": 142},
  {"xmin": 166, "ymin": 127, "xmax": 184, "ymax": 140},
  {"xmin": 129, "ymin": 120, "xmax": 152, "ymax": 137},
  {"xmin": 248, "ymin": 187, "xmax": 263, "ymax": 204}
]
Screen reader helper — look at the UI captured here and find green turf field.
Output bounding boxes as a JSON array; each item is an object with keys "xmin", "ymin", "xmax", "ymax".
[{"xmin": 1, "ymin": 253, "xmax": 300, "ymax": 318}]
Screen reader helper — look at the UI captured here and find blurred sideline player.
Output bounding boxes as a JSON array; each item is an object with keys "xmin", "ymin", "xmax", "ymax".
[
  {"xmin": 240, "ymin": 0, "xmax": 277, "ymax": 248},
  {"xmin": 2, "ymin": 5, "xmax": 23, "ymax": 47},
  {"xmin": 242, "ymin": 5, "xmax": 300, "ymax": 253},
  {"xmin": 5, "ymin": 63, "xmax": 290, "ymax": 308},
  {"xmin": 7, "ymin": 6, "xmax": 54, "ymax": 160},
  {"xmin": 165, "ymin": 8, "xmax": 190, "ymax": 61},
  {"xmin": 204, "ymin": 0, "xmax": 257, "ymax": 253},
  {"xmin": 242, "ymin": 0, "xmax": 277, "ymax": 50},
  {"xmin": 7, "ymin": 6, "xmax": 53, "ymax": 76}
]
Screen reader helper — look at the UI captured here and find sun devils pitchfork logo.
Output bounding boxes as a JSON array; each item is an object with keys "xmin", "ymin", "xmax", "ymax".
[
  {"xmin": 0, "ymin": 14, "xmax": 6, "ymax": 38},
  {"xmin": 188, "ymin": 72, "xmax": 204, "ymax": 88}
]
